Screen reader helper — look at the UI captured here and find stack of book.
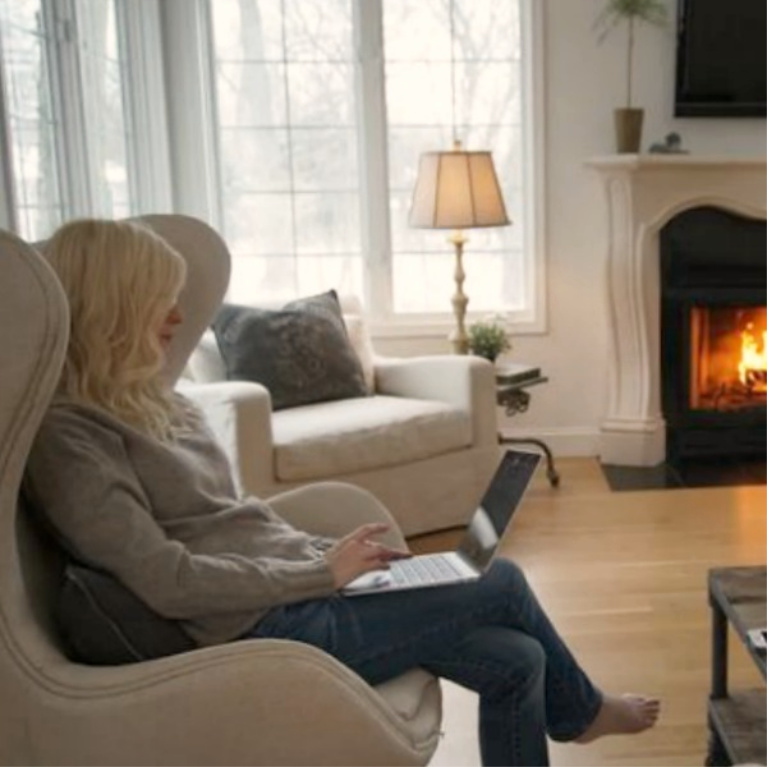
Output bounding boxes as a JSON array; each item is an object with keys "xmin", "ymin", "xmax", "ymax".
[{"xmin": 495, "ymin": 363, "xmax": 542, "ymax": 387}]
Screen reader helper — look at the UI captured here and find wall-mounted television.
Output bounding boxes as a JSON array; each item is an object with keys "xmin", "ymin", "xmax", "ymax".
[{"xmin": 675, "ymin": 0, "xmax": 766, "ymax": 117}]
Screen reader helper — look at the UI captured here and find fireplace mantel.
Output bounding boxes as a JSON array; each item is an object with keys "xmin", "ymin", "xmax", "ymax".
[{"xmin": 586, "ymin": 155, "xmax": 767, "ymax": 466}]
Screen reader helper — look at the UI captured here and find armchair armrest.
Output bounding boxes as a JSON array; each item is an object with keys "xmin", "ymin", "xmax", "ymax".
[
  {"xmin": 268, "ymin": 482, "xmax": 407, "ymax": 550},
  {"xmin": 47, "ymin": 639, "xmax": 436, "ymax": 766},
  {"xmin": 375, "ymin": 355, "xmax": 498, "ymax": 448},
  {"xmin": 176, "ymin": 380, "xmax": 275, "ymax": 496}
]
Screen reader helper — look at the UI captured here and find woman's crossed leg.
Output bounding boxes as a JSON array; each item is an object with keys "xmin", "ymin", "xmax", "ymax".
[{"xmin": 250, "ymin": 558, "xmax": 659, "ymax": 766}]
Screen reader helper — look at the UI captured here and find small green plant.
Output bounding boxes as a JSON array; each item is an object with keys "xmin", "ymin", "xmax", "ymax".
[
  {"xmin": 467, "ymin": 315, "xmax": 511, "ymax": 362},
  {"xmin": 594, "ymin": 0, "xmax": 668, "ymax": 109}
]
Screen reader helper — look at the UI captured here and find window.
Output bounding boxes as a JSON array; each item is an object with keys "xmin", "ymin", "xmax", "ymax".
[
  {"xmin": 0, "ymin": 0, "xmax": 63, "ymax": 239},
  {"xmin": 0, "ymin": 0, "xmax": 542, "ymax": 330},
  {"xmin": 384, "ymin": 0, "xmax": 526, "ymax": 317},
  {"xmin": 0, "ymin": 0, "xmax": 170, "ymax": 240},
  {"xmin": 209, "ymin": 0, "xmax": 361, "ymax": 305},
  {"xmin": 206, "ymin": 0, "xmax": 542, "ymax": 327}
]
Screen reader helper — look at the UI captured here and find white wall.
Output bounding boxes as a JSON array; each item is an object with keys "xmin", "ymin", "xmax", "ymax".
[{"xmin": 375, "ymin": 0, "xmax": 767, "ymax": 457}]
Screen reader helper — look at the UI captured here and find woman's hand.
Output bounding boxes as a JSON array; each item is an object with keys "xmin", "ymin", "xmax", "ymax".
[{"xmin": 325, "ymin": 523, "xmax": 411, "ymax": 589}]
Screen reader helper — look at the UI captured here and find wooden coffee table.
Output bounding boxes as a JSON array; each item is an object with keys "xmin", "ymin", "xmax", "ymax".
[{"xmin": 707, "ymin": 565, "xmax": 766, "ymax": 766}]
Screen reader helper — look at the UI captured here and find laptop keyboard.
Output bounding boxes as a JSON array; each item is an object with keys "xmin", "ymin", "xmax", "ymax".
[{"xmin": 391, "ymin": 554, "xmax": 467, "ymax": 586}]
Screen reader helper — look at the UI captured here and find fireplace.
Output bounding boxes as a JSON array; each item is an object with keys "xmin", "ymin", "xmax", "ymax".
[
  {"xmin": 687, "ymin": 307, "xmax": 767, "ymax": 407},
  {"xmin": 661, "ymin": 206, "xmax": 767, "ymax": 462},
  {"xmin": 587, "ymin": 155, "xmax": 767, "ymax": 466}
]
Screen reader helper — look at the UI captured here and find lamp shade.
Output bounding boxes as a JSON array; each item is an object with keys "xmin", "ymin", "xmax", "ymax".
[{"xmin": 409, "ymin": 149, "xmax": 510, "ymax": 230}]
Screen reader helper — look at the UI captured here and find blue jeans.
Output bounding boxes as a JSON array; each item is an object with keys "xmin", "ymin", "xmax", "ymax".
[{"xmin": 247, "ymin": 558, "xmax": 602, "ymax": 766}]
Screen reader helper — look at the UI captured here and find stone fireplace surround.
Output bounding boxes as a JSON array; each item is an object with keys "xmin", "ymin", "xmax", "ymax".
[{"xmin": 587, "ymin": 156, "xmax": 767, "ymax": 467}]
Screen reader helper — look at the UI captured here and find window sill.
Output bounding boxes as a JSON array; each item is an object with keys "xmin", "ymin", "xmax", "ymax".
[{"xmin": 369, "ymin": 313, "xmax": 547, "ymax": 342}]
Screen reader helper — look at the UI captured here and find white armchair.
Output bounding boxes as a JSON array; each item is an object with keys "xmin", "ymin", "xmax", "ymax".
[
  {"xmin": 0, "ymin": 218, "xmax": 443, "ymax": 766},
  {"xmin": 184, "ymin": 296, "xmax": 501, "ymax": 538}
]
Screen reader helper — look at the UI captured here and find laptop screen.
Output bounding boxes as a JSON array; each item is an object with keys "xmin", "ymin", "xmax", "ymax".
[{"xmin": 456, "ymin": 449, "xmax": 541, "ymax": 569}]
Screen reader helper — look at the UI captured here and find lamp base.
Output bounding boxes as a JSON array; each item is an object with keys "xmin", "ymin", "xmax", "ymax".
[
  {"xmin": 449, "ymin": 231, "xmax": 469, "ymax": 355},
  {"xmin": 449, "ymin": 331, "xmax": 469, "ymax": 355}
]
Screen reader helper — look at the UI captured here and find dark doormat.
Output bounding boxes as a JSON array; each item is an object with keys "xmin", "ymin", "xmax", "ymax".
[{"xmin": 601, "ymin": 456, "xmax": 767, "ymax": 492}]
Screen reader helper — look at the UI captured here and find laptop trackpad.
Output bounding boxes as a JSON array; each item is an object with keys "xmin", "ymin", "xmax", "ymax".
[{"xmin": 343, "ymin": 570, "xmax": 393, "ymax": 592}]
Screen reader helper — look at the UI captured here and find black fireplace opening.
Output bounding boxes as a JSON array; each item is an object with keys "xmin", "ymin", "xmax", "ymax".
[{"xmin": 661, "ymin": 206, "xmax": 767, "ymax": 465}]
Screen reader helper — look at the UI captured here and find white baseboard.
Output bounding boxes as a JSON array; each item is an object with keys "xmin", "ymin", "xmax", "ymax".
[{"xmin": 498, "ymin": 426, "xmax": 601, "ymax": 457}]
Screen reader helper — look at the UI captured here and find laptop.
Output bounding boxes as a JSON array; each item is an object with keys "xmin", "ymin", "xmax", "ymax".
[{"xmin": 342, "ymin": 448, "xmax": 541, "ymax": 596}]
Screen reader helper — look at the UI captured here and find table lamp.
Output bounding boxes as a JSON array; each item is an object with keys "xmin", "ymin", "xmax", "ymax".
[{"xmin": 409, "ymin": 140, "xmax": 510, "ymax": 354}]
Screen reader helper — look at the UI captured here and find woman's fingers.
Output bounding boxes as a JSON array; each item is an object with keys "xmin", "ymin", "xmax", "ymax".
[
  {"xmin": 379, "ymin": 547, "xmax": 412, "ymax": 561},
  {"xmin": 358, "ymin": 542, "xmax": 411, "ymax": 565},
  {"xmin": 326, "ymin": 524, "xmax": 410, "ymax": 587},
  {"xmin": 337, "ymin": 524, "xmax": 391, "ymax": 554},
  {"xmin": 347, "ymin": 522, "xmax": 390, "ymax": 542}
]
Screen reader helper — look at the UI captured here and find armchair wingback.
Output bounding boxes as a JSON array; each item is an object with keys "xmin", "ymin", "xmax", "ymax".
[
  {"xmin": 184, "ymin": 289, "xmax": 501, "ymax": 537},
  {"xmin": 0, "ymin": 218, "xmax": 442, "ymax": 766}
]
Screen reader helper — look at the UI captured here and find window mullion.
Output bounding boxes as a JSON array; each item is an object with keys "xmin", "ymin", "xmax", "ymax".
[
  {"xmin": 353, "ymin": 0, "xmax": 392, "ymax": 320},
  {"xmin": 0, "ymin": 31, "xmax": 18, "ymax": 231},
  {"xmin": 159, "ymin": 0, "xmax": 221, "ymax": 227},
  {"xmin": 520, "ymin": 0, "xmax": 546, "ymax": 331},
  {"xmin": 45, "ymin": 0, "xmax": 91, "ymax": 218},
  {"xmin": 118, "ymin": 0, "xmax": 172, "ymax": 214}
]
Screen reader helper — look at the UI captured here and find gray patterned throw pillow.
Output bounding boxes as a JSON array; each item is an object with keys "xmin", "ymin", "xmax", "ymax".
[{"xmin": 212, "ymin": 290, "xmax": 369, "ymax": 410}]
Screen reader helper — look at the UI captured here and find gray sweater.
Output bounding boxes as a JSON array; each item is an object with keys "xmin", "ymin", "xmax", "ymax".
[{"xmin": 24, "ymin": 398, "xmax": 337, "ymax": 647}]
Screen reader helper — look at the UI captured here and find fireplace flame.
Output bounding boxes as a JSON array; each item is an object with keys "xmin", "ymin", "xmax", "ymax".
[{"xmin": 738, "ymin": 323, "xmax": 767, "ymax": 392}]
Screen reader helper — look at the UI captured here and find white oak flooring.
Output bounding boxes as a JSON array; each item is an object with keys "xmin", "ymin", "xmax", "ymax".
[{"xmin": 407, "ymin": 457, "xmax": 767, "ymax": 767}]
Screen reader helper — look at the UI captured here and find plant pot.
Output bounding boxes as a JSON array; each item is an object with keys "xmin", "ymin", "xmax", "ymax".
[{"xmin": 614, "ymin": 108, "xmax": 644, "ymax": 153}]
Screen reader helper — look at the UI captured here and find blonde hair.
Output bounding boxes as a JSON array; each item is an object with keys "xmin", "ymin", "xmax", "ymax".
[{"xmin": 45, "ymin": 219, "xmax": 189, "ymax": 441}]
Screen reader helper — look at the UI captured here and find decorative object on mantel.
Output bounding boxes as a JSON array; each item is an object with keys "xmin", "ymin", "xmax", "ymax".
[
  {"xmin": 467, "ymin": 314, "xmax": 512, "ymax": 362},
  {"xmin": 594, "ymin": 0, "xmax": 668, "ymax": 154},
  {"xmin": 409, "ymin": 141, "xmax": 511, "ymax": 355},
  {"xmin": 649, "ymin": 131, "xmax": 689, "ymax": 154}
]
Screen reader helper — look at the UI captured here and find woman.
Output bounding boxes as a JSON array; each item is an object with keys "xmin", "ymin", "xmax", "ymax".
[{"xmin": 25, "ymin": 218, "xmax": 660, "ymax": 766}]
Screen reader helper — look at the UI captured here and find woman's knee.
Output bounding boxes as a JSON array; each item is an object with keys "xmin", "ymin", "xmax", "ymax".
[
  {"xmin": 486, "ymin": 557, "xmax": 529, "ymax": 593},
  {"xmin": 478, "ymin": 628, "xmax": 546, "ymax": 694},
  {"xmin": 512, "ymin": 631, "xmax": 546, "ymax": 675},
  {"xmin": 433, "ymin": 627, "xmax": 546, "ymax": 699}
]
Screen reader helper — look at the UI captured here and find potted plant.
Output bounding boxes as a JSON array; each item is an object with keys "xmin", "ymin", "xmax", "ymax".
[
  {"xmin": 594, "ymin": 0, "xmax": 668, "ymax": 153},
  {"xmin": 467, "ymin": 315, "xmax": 511, "ymax": 363}
]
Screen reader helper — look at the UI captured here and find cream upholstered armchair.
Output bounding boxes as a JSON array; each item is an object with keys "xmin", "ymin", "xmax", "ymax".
[
  {"xmin": 0, "ymin": 217, "xmax": 442, "ymax": 766},
  {"xmin": 183, "ymin": 251, "xmax": 500, "ymax": 539}
]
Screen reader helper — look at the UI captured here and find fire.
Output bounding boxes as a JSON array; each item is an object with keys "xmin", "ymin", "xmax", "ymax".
[{"xmin": 738, "ymin": 322, "xmax": 767, "ymax": 391}]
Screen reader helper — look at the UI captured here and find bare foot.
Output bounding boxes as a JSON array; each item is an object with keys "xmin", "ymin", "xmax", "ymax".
[{"xmin": 575, "ymin": 694, "xmax": 661, "ymax": 743}]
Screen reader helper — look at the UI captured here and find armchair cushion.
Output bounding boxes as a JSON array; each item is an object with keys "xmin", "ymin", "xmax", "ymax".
[
  {"xmin": 273, "ymin": 395, "xmax": 472, "ymax": 481},
  {"xmin": 212, "ymin": 290, "xmax": 369, "ymax": 410},
  {"xmin": 56, "ymin": 563, "xmax": 195, "ymax": 665}
]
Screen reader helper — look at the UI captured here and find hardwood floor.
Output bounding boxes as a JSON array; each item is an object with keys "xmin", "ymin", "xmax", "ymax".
[{"xmin": 407, "ymin": 457, "xmax": 767, "ymax": 766}]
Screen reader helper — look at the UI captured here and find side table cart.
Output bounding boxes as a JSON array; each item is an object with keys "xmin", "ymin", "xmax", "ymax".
[
  {"xmin": 496, "ymin": 364, "xmax": 560, "ymax": 488},
  {"xmin": 706, "ymin": 565, "xmax": 766, "ymax": 766}
]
